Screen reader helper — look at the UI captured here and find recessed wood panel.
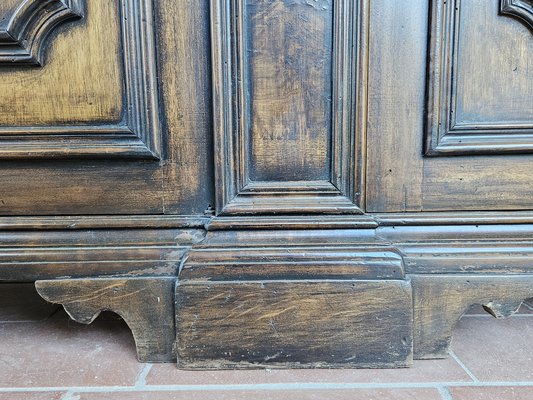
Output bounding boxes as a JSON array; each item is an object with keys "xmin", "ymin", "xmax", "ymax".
[
  {"xmin": 0, "ymin": 0, "xmax": 161, "ymax": 159},
  {"xmin": 213, "ymin": 0, "xmax": 367, "ymax": 214},
  {"xmin": 426, "ymin": 0, "xmax": 533, "ymax": 155},
  {"xmin": 0, "ymin": 0, "xmax": 121, "ymax": 125},
  {"xmin": 247, "ymin": 0, "xmax": 332, "ymax": 181}
]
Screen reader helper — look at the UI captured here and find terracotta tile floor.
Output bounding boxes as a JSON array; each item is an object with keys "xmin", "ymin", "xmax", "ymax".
[{"xmin": 0, "ymin": 284, "xmax": 531, "ymax": 400}]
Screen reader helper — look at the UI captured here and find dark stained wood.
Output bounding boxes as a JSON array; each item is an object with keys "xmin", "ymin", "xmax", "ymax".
[
  {"xmin": 0, "ymin": 229, "xmax": 205, "ymax": 281},
  {"xmin": 412, "ymin": 274, "xmax": 533, "ymax": 359},
  {"xmin": 426, "ymin": 0, "xmax": 533, "ymax": 155},
  {"xmin": 36, "ymin": 277, "xmax": 177, "ymax": 362},
  {"xmin": 0, "ymin": 0, "xmax": 83, "ymax": 65},
  {"xmin": 0, "ymin": 0, "xmax": 161, "ymax": 159},
  {"xmin": 0, "ymin": 0, "xmax": 532, "ymax": 371},
  {"xmin": 212, "ymin": 0, "xmax": 366, "ymax": 214},
  {"xmin": 176, "ymin": 229, "xmax": 412, "ymax": 368},
  {"xmin": 0, "ymin": 0, "xmax": 214, "ymax": 215},
  {"xmin": 177, "ymin": 280, "xmax": 412, "ymax": 369}
]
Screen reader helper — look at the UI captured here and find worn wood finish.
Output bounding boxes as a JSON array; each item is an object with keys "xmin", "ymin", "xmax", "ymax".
[
  {"xmin": 0, "ymin": 0, "xmax": 161, "ymax": 159},
  {"xmin": 0, "ymin": 0, "xmax": 213, "ymax": 215},
  {"xmin": 426, "ymin": 0, "xmax": 533, "ymax": 155},
  {"xmin": 176, "ymin": 229, "xmax": 413, "ymax": 368},
  {"xmin": 0, "ymin": 0, "xmax": 532, "ymax": 370},
  {"xmin": 36, "ymin": 277, "xmax": 177, "ymax": 362},
  {"xmin": 366, "ymin": 0, "xmax": 533, "ymax": 212},
  {"xmin": 212, "ymin": 0, "xmax": 367, "ymax": 214},
  {"xmin": 412, "ymin": 275, "xmax": 533, "ymax": 359},
  {"xmin": 0, "ymin": 0, "xmax": 83, "ymax": 65},
  {"xmin": 0, "ymin": 229, "xmax": 205, "ymax": 281},
  {"xmin": 177, "ymin": 280, "xmax": 412, "ymax": 369}
]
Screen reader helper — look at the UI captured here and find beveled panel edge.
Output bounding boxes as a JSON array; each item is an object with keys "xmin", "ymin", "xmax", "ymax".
[
  {"xmin": 425, "ymin": 0, "xmax": 533, "ymax": 156},
  {"xmin": 212, "ymin": 0, "xmax": 368, "ymax": 214},
  {"xmin": 0, "ymin": 0, "xmax": 162, "ymax": 159},
  {"xmin": 0, "ymin": 0, "xmax": 83, "ymax": 66},
  {"xmin": 0, "ymin": 215, "xmax": 209, "ymax": 230},
  {"xmin": 0, "ymin": 227, "xmax": 207, "ymax": 281},
  {"xmin": 2, "ymin": 211, "xmax": 533, "ymax": 231},
  {"xmin": 501, "ymin": 0, "xmax": 533, "ymax": 31}
]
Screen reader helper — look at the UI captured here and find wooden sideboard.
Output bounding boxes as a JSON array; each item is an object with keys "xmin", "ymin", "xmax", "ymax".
[{"xmin": 1, "ymin": 0, "xmax": 532, "ymax": 368}]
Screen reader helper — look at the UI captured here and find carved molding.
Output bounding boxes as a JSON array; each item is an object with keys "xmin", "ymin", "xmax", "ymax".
[
  {"xmin": 0, "ymin": 0, "xmax": 162, "ymax": 159},
  {"xmin": 426, "ymin": 0, "xmax": 533, "ymax": 155},
  {"xmin": 0, "ymin": 0, "xmax": 83, "ymax": 66},
  {"xmin": 501, "ymin": 0, "xmax": 533, "ymax": 31},
  {"xmin": 212, "ymin": 0, "xmax": 368, "ymax": 214}
]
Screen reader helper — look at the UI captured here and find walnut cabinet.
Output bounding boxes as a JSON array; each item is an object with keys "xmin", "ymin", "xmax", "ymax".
[{"xmin": 1, "ymin": 0, "xmax": 533, "ymax": 368}]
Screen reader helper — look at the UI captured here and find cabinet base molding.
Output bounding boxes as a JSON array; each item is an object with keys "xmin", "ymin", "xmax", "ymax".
[
  {"xmin": 175, "ymin": 230, "xmax": 413, "ymax": 369},
  {"xmin": 19, "ymin": 224, "xmax": 533, "ymax": 368}
]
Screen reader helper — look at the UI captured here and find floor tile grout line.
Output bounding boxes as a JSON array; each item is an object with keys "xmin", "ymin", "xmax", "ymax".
[
  {"xmin": 437, "ymin": 386, "xmax": 454, "ymax": 400},
  {"xmin": 60, "ymin": 390, "xmax": 75, "ymax": 400},
  {"xmin": 134, "ymin": 363, "xmax": 153, "ymax": 388},
  {"xmin": 1, "ymin": 382, "xmax": 533, "ymax": 392},
  {"xmin": 449, "ymin": 351, "xmax": 479, "ymax": 383}
]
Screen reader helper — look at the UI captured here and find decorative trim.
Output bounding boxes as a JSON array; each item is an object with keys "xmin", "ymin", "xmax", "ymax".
[
  {"xmin": 36, "ymin": 277, "xmax": 177, "ymax": 362},
  {"xmin": 0, "ymin": 0, "xmax": 162, "ymax": 159},
  {"xmin": 0, "ymin": 0, "xmax": 83, "ymax": 66},
  {"xmin": 0, "ymin": 215, "xmax": 209, "ymax": 230},
  {"xmin": 501, "ymin": 0, "xmax": 533, "ymax": 31},
  {"xmin": 426, "ymin": 0, "xmax": 533, "ymax": 155},
  {"xmin": 0, "ymin": 228, "xmax": 206, "ymax": 281},
  {"xmin": 3, "ymin": 211, "xmax": 533, "ymax": 232},
  {"xmin": 211, "ymin": 0, "xmax": 368, "ymax": 214},
  {"xmin": 177, "ymin": 229, "xmax": 412, "ymax": 368}
]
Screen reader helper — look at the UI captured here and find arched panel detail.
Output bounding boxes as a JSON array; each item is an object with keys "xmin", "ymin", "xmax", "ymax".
[
  {"xmin": 0, "ymin": 0, "xmax": 83, "ymax": 66},
  {"xmin": 501, "ymin": 0, "xmax": 533, "ymax": 31}
]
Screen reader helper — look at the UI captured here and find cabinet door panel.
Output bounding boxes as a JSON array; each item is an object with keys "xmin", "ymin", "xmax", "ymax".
[
  {"xmin": 366, "ymin": 0, "xmax": 533, "ymax": 212},
  {"xmin": 0, "ymin": 0, "xmax": 213, "ymax": 215},
  {"xmin": 213, "ymin": 0, "xmax": 367, "ymax": 215}
]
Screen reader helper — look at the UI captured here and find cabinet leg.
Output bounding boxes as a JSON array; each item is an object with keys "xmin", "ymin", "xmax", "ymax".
[
  {"xmin": 412, "ymin": 274, "xmax": 533, "ymax": 359},
  {"xmin": 35, "ymin": 277, "xmax": 176, "ymax": 362}
]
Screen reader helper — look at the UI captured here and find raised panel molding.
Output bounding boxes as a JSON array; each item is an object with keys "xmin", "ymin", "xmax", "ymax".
[
  {"xmin": 0, "ymin": 0, "xmax": 161, "ymax": 159},
  {"xmin": 212, "ymin": 0, "xmax": 367, "ymax": 214},
  {"xmin": 426, "ymin": 0, "xmax": 533, "ymax": 156},
  {"xmin": 0, "ymin": 0, "xmax": 83, "ymax": 66},
  {"xmin": 501, "ymin": 0, "xmax": 533, "ymax": 31}
]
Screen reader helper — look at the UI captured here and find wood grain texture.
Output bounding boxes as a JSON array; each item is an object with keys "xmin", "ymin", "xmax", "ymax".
[
  {"xmin": 501, "ymin": 0, "xmax": 533, "ymax": 31},
  {"xmin": 426, "ymin": 0, "xmax": 533, "ymax": 155},
  {"xmin": 0, "ymin": 0, "xmax": 83, "ymax": 65},
  {"xmin": 0, "ymin": 0, "xmax": 161, "ymax": 159},
  {"xmin": 366, "ymin": 0, "xmax": 533, "ymax": 212},
  {"xmin": 177, "ymin": 280, "xmax": 412, "ymax": 369},
  {"xmin": 0, "ymin": 0, "xmax": 120, "ymax": 126},
  {"xmin": 378, "ymin": 224, "xmax": 533, "ymax": 274},
  {"xmin": 0, "ymin": 228, "xmax": 205, "ymax": 281},
  {"xmin": 412, "ymin": 274, "xmax": 533, "ymax": 359},
  {"xmin": 365, "ymin": 0, "xmax": 426, "ymax": 212},
  {"xmin": 0, "ymin": 0, "xmax": 215, "ymax": 215},
  {"xmin": 248, "ymin": 0, "xmax": 332, "ymax": 181},
  {"xmin": 36, "ymin": 277, "xmax": 177, "ymax": 362},
  {"xmin": 157, "ymin": 0, "xmax": 215, "ymax": 214},
  {"xmin": 176, "ymin": 228, "xmax": 412, "ymax": 368},
  {"xmin": 212, "ymin": 0, "xmax": 366, "ymax": 214}
]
